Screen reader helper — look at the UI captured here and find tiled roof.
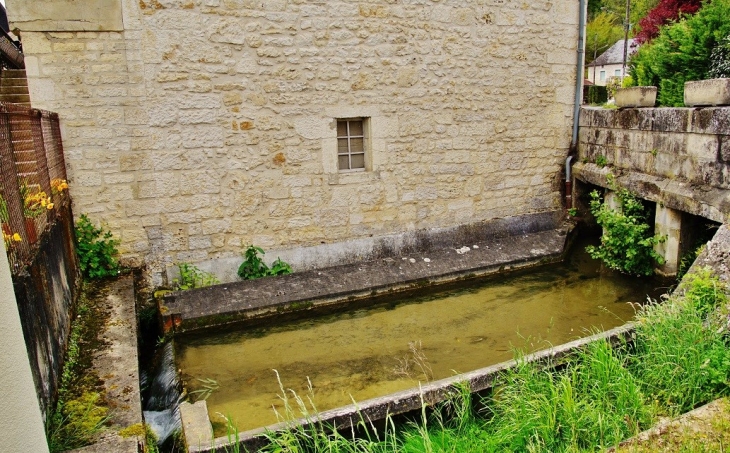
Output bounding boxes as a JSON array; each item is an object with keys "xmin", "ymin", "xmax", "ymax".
[{"xmin": 587, "ymin": 38, "xmax": 639, "ymax": 67}]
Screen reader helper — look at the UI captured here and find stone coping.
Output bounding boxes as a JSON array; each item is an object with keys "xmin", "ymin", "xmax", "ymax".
[
  {"xmin": 161, "ymin": 223, "xmax": 572, "ymax": 333},
  {"xmin": 185, "ymin": 324, "xmax": 636, "ymax": 452}
]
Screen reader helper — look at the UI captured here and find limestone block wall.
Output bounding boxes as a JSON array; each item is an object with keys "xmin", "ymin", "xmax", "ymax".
[
  {"xmin": 11, "ymin": 0, "xmax": 580, "ymax": 281},
  {"xmin": 576, "ymin": 107, "xmax": 730, "ymax": 223}
]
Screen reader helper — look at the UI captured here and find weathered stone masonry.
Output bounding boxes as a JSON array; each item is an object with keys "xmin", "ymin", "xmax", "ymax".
[{"xmin": 9, "ymin": 0, "xmax": 580, "ymax": 282}]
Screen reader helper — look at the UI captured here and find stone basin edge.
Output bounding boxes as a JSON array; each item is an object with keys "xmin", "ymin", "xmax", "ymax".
[
  {"xmin": 161, "ymin": 220, "xmax": 574, "ymax": 333},
  {"xmin": 186, "ymin": 324, "xmax": 636, "ymax": 453}
]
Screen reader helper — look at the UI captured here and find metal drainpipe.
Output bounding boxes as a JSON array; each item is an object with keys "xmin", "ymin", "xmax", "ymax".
[
  {"xmin": 568, "ymin": 0, "xmax": 587, "ymax": 210},
  {"xmin": 565, "ymin": 155, "xmax": 574, "ymax": 209}
]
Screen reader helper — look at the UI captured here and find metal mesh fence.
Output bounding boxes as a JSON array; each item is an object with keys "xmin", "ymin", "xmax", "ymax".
[{"xmin": 0, "ymin": 102, "xmax": 70, "ymax": 274}]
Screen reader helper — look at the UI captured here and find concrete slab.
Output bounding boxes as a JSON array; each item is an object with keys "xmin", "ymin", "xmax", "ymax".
[
  {"xmin": 69, "ymin": 275, "xmax": 145, "ymax": 452},
  {"xmin": 180, "ymin": 401, "xmax": 214, "ymax": 451},
  {"xmin": 161, "ymin": 225, "xmax": 572, "ymax": 333}
]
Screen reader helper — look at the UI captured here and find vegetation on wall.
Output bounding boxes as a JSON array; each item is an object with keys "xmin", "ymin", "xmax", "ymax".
[
  {"xmin": 585, "ymin": 188, "xmax": 665, "ymax": 276},
  {"xmin": 237, "ymin": 245, "xmax": 292, "ymax": 280},
  {"xmin": 629, "ymin": 0, "xmax": 730, "ymax": 106},
  {"xmin": 74, "ymin": 214, "xmax": 120, "ymax": 279},
  {"xmin": 171, "ymin": 263, "xmax": 219, "ymax": 290}
]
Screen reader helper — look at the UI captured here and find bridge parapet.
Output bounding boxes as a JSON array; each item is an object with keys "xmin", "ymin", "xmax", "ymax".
[
  {"xmin": 575, "ymin": 106, "xmax": 730, "ymax": 224},
  {"xmin": 575, "ymin": 106, "xmax": 730, "ymax": 276}
]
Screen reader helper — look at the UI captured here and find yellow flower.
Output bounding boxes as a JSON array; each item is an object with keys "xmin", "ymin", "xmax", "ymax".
[
  {"xmin": 47, "ymin": 203, "xmax": 54, "ymax": 210},
  {"xmin": 12, "ymin": 233, "xmax": 21, "ymax": 242}
]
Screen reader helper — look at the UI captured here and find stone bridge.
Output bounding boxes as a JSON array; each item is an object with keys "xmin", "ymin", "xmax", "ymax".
[{"xmin": 574, "ymin": 106, "xmax": 730, "ymax": 276}]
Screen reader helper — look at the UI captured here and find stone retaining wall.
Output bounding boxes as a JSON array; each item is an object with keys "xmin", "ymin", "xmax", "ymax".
[{"xmin": 10, "ymin": 0, "xmax": 580, "ymax": 282}]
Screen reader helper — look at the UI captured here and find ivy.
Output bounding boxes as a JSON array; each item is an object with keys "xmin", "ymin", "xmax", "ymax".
[
  {"xmin": 586, "ymin": 189, "xmax": 665, "ymax": 276},
  {"xmin": 74, "ymin": 214, "xmax": 120, "ymax": 279}
]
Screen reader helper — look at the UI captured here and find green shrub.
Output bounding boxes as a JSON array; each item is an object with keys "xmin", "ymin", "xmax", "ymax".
[
  {"xmin": 585, "ymin": 85, "xmax": 609, "ymax": 104},
  {"xmin": 74, "ymin": 214, "xmax": 120, "ymax": 279},
  {"xmin": 586, "ymin": 188, "xmax": 665, "ymax": 276},
  {"xmin": 630, "ymin": 0, "xmax": 730, "ymax": 106},
  {"xmin": 237, "ymin": 245, "xmax": 292, "ymax": 280}
]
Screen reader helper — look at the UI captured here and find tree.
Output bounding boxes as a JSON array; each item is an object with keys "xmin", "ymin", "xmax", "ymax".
[
  {"xmin": 630, "ymin": 0, "xmax": 730, "ymax": 106},
  {"xmin": 586, "ymin": 12, "xmax": 624, "ymax": 64},
  {"xmin": 709, "ymin": 34, "xmax": 730, "ymax": 78},
  {"xmin": 634, "ymin": 0, "xmax": 704, "ymax": 43}
]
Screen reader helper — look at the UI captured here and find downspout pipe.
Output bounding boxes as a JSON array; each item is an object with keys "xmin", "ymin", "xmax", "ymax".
[
  {"xmin": 571, "ymin": 0, "xmax": 587, "ymax": 151},
  {"xmin": 567, "ymin": 0, "xmax": 587, "ymax": 210},
  {"xmin": 565, "ymin": 155, "xmax": 574, "ymax": 209}
]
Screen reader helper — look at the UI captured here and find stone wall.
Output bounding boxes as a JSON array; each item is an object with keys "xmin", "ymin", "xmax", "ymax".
[
  {"xmin": 10, "ymin": 0, "xmax": 580, "ymax": 282},
  {"xmin": 575, "ymin": 106, "xmax": 730, "ymax": 223}
]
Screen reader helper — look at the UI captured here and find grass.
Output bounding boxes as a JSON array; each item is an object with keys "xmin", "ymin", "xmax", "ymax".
[{"xmin": 216, "ymin": 266, "xmax": 730, "ymax": 453}]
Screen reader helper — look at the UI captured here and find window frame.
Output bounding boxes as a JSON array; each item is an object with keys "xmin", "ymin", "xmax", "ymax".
[
  {"xmin": 599, "ymin": 70, "xmax": 606, "ymax": 82},
  {"xmin": 336, "ymin": 118, "xmax": 369, "ymax": 173}
]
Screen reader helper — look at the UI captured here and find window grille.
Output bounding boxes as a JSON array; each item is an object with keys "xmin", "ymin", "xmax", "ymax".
[{"xmin": 337, "ymin": 119, "xmax": 365, "ymax": 171}]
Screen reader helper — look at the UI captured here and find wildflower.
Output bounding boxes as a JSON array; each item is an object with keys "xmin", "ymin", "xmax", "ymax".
[
  {"xmin": 12, "ymin": 233, "xmax": 20, "ymax": 242},
  {"xmin": 47, "ymin": 202, "xmax": 54, "ymax": 210}
]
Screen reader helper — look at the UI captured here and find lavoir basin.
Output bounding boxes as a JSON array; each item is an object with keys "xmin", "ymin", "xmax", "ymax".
[{"xmin": 175, "ymin": 237, "xmax": 666, "ymax": 437}]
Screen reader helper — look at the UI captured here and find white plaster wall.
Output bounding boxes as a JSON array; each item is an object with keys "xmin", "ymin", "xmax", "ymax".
[{"xmin": 0, "ymin": 240, "xmax": 50, "ymax": 453}]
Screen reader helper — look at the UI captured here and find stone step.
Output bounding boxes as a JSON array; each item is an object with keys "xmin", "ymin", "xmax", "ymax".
[
  {"xmin": 0, "ymin": 77, "xmax": 28, "ymax": 87},
  {"xmin": 0, "ymin": 94, "xmax": 31, "ymax": 105},
  {"xmin": 0, "ymin": 86, "xmax": 29, "ymax": 95}
]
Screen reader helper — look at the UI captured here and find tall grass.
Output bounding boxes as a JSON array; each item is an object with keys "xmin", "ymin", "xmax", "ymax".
[{"xmin": 239, "ymin": 267, "xmax": 730, "ymax": 453}]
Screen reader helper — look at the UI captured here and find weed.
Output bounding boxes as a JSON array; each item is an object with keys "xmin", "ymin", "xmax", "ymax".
[
  {"xmin": 650, "ymin": 148, "xmax": 658, "ymax": 157},
  {"xmin": 586, "ymin": 189, "xmax": 665, "ymax": 276},
  {"xmin": 75, "ymin": 214, "xmax": 120, "ymax": 279},
  {"xmin": 596, "ymin": 155, "xmax": 608, "ymax": 167},
  {"xmin": 47, "ymin": 392, "xmax": 109, "ymax": 452},
  {"xmin": 393, "ymin": 340, "xmax": 433, "ymax": 382},
  {"xmin": 172, "ymin": 263, "xmax": 219, "ymax": 290},
  {"xmin": 632, "ymin": 268, "xmax": 730, "ymax": 415},
  {"xmin": 188, "ymin": 378, "xmax": 220, "ymax": 402},
  {"xmin": 567, "ymin": 207, "xmax": 578, "ymax": 217},
  {"xmin": 238, "ymin": 245, "xmax": 292, "ymax": 280}
]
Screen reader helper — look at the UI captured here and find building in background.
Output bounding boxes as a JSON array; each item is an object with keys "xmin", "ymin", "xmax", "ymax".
[{"xmin": 586, "ymin": 38, "xmax": 639, "ymax": 86}]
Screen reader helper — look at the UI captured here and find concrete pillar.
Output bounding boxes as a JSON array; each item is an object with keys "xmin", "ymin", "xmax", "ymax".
[
  {"xmin": 604, "ymin": 190, "xmax": 622, "ymax": 213},
  {"xmin": 654, "ymin": 204, "xmax": 682, "ymax": 277},
  {"xmin": 0, "ymin": 240, "xmax": 50, "ymax": 452}
]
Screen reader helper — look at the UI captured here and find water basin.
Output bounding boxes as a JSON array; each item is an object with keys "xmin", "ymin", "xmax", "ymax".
[{"xmin": 175, "ymin": 238, "xmax": 666, "ymax": 435}]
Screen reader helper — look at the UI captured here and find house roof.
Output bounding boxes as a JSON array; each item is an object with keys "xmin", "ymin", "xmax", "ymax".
[{"xmin": 587, "ymin": 38, "xmax": 639, "ymax": 67}]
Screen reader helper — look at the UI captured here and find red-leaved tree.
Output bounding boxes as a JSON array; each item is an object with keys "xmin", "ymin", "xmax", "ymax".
[{"xmin": 634, "ymin": 0, "xmax": 704, "ymax": 43}]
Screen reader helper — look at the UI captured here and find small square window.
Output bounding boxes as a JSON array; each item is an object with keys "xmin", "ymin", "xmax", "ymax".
[
  {"xmin": 336, "ymin": 118, "xmax": 367, "ymax": 171},
  {"xmin": 614, "ymin": 69, "xmax": 622, "ymax": 77}
]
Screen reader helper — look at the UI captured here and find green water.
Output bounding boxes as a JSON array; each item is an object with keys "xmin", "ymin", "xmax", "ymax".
[{"xmin": 175, "ymin": 239, "xmax": 666, "ymax": 435}]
